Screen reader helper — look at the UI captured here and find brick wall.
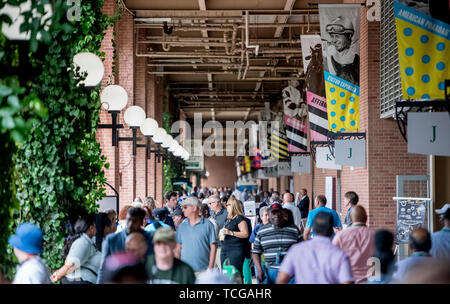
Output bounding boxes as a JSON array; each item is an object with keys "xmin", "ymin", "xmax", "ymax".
[
  {"xmin": 359, "ymin": 7, "xmax": 428, "ymax": 231},
  {"xmin": 97, "ymin": 0, "xmax": 117, "ymax": 196},
  {"xmin": 116, "ymin": 12, "xmax": 135, "ymax": 207},
  {"xmin": 134, "ymin": 28, "xmax": 147, "ymax": 201},
  {"xmin": 200, "ymin": 156, "xmax": 238, "ymax": 188}
]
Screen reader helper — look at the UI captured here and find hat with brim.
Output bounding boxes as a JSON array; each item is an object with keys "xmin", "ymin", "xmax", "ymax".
[
  {"xmin": 435, "ymin": 204, "xmax": 449, "ymax": 214},
  {"xmin": 153, "ymin": 227, "xmax": 176, "ymax": 244},
  {"xmin": 180, "ymin": 196, "xmax": 201, "ymax": 208},
  {"xmin": 268, "ymin": 203, "xmax": 283, "ymax": 212},
  {"xmin": 8, "ymin": 223, "xmax": 43, "ymax": 255}
]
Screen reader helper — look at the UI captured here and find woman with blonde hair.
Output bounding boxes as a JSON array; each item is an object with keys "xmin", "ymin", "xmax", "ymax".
[{"xmin": 220, "ymin": 195, "xmax": 249, "ymax": 279}]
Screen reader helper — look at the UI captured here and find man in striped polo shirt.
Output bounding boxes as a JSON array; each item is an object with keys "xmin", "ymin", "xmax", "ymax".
[{"xmin": 252, "ymin": 203, "xmax": 301, "ymax": 284}]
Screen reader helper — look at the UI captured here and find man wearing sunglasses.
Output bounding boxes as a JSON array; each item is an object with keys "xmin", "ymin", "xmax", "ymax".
[{"xmin": 324, "ymin": 16, "xmax": 359, "ymax": 86}]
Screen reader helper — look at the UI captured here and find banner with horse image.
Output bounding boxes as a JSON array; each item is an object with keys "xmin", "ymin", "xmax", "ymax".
[
  {"xmin": 319, "ymin": 4, "xmax": 361, "ymax": 132},
  {"xmin": 282, "ymin": 80, "xmax": 308, "ymax": 152},
  {"xmin": 301, "ymin": 35, "xmax": 329, "ymax": 141},
  {"xmin": 394, "ymin": 1, "xmax": 450, "ymax": 100}
]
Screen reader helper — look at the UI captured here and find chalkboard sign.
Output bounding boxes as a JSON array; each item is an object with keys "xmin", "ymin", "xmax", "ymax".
[{"xmin": 394, "ymin": 198, "xmax": 428, "ymax": 244}]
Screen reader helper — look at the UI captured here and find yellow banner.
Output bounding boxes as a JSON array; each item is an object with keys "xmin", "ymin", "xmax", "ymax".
[{"xmin": 394, "ymin": 1, "xmax": 450, "ymax": 100}]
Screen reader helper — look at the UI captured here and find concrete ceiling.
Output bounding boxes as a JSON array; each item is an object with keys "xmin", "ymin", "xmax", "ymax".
[{"xmin": 124, "ymin": 0, "xmax": 343, "ymax": 123}]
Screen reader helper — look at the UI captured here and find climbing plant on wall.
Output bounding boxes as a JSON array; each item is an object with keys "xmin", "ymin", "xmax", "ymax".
[
  {"xmin": 162, "ymin": 94, "xmax": 185, "ymax": 195},
  {"xmin": 0, "ymin": 0, "xmax": 120, "ymax": 278}
]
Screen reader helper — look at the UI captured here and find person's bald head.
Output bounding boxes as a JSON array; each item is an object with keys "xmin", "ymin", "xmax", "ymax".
[
  {"xmin": 410, "ymin": 228, "xmax": 431, "ymax": 253},
  {"xmin": 350, "ymin": 205, "xmax": 367, "ymax": 224},
  {"xmin": 125, "ymin": 233, "xmax": 148, "ymax": 262},
  {"xmin": 283, "ymin": 192, "xmax": 294, "ymax": 203}
]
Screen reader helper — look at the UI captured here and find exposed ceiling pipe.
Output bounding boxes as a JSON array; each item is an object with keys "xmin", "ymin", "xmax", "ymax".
[
  {"xmin": 242, "ymin": 51, "xmax": 250, "ymax": 80},
  {"xmin": 224, "ymin": 32, "xmax": 231, "ymax": 55},
  {"xmin": 162, "ymin": 33, "xmax": 171, "ymax": 51},
  {"xmin": 238, "ymin": 28, "xmax": 245, "ymax": 80},
  {"xmin": 245, "ymin": 11, "xmax": 259, "ymax": 56}
]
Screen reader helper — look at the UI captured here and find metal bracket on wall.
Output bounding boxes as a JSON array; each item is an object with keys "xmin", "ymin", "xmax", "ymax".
[
  {"xmin": 326, "ymin": 131, "xmax": 367, "ymax": 158},
  {"xmin": 395, "ymin": 79, "xmax": 450, "ymax": 142},
  {"xmin": 309, "ymin": 141, "xmax": 329, "ymax": 161}
]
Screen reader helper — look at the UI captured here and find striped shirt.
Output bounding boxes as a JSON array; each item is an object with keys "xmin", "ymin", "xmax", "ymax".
[{"xmin": 252, "ymin": 224, "xmax": 300, "ymax": 268}]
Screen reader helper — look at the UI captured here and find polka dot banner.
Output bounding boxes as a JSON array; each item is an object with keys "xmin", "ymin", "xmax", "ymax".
[
  {"xmin": 324, "ymin": 71, "xmax": 360, "ymax": 131},
  {"xmin": 394, "ymin": 1, "xmax": 450, "ymax": 100}
]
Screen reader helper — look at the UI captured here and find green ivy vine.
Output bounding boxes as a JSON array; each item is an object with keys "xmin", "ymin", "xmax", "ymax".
[
  {"xmin": 0, "ymin": 0, "xmax": 120, "ymax": 279},
  {"xmin": 162, "ymin": 94, "xmax": 186, "ymax": 194}
]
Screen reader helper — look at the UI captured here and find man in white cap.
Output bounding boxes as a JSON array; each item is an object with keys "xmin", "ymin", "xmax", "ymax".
[
  {"xmin": 431, "ymin": 204, "xmax": 450, "ymax": 260},
  {"xmin": 8, "ymin": 223, "xmax": 50, "ymax": 284},
  {"xmin": 175, "ymin": 196, "xmax": 218, "ymax": 275},
  {"xmin": 324, "ymin": 16, "xmax": 359, "ymax": 85}
]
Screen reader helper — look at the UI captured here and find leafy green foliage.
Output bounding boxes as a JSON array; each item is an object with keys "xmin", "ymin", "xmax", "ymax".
[
  {"xmin": 0, "ymin": 0, "xmax": 119, "ymax": 279},
  {"xmin": 162, "ymin": 109, "xmax": 186, "ymax": 195}
]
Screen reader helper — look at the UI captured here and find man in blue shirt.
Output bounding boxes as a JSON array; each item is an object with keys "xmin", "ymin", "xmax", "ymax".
[
  {"xmin": 303, "ymin": 195, "xmax": 342, "ymax": 240},
  {"xmin": 175, "ymin": 196, "xmax": 217, "ymax": 273},
  {"xmin": 430, "ymin": 205, "xmax": 450, "ymax": 260},
  {"xmin": 97, "ymin": 207, "xmax": 154, "ymax": 283}
]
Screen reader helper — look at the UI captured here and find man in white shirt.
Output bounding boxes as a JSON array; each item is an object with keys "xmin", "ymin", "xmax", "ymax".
[
  {"xmin": 8, "ymin": 223, "xmax": 50, "ymax": 284},
  {"xmin": 282, "ymin": 192, "xmax": 303, "ymax": 232}
]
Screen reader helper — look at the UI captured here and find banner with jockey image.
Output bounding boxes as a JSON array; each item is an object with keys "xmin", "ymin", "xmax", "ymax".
[
  {"xmin": 282, "ymin": 80, "xmax": 308, "ymax": 152},
  {"xmin": 394, "ymin": 1, "xmax": 450, "ymax": 100},
  {"xmin": 319, "ymin": 4, "xmax": 361, "ymax": 132},
  {"xmin": 301, "ymin": 35, "xmax": 328, "ymax": 141}
]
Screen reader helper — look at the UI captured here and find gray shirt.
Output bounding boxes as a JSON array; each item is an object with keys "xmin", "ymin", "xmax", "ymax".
[
  {"xmin": 176, "ymin": 216, "xmax": 217, "ymax": 271},
  {"xmin": 66, "ymin": 233, "xmax": 101, "ymax": 283},
  {"xmin": 211, "ymin": 207, "xmax": 228, "ymax": 230}
]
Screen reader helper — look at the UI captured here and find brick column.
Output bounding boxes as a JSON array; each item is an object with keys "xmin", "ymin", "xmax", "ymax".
[
  {"xmin": 97, "ymin": 0, "xmax": 117, "ymax": 197},
  {"xmin": 155, "ymin": 78, "xmax": 164, "ymax": 203},
  {"xmin": 135, "ymin": 30, "xmax": 147, "ymax": 200},
  {"xmin": 116, "ymin": 12, "xmax": 135, "ymax": 206},
  {"xmin": 358, "ymin": 7, "xmax": 427, "ymax": 231}
]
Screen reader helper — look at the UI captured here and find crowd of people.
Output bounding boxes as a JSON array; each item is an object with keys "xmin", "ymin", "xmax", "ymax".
[{"xmin": 2, "ymin": 186, "xmax": 449, "ymax": 284}]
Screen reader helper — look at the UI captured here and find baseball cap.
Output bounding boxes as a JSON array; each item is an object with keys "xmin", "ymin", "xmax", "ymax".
[
  {"xmin": 8, "ymin": 223, "xmax": 43, "ymax": 255},
  {"xmin": 180, "ymin": 196, "xmax": 201, "ymax": 208},
  {"xmin": 152, "ymin": 227, "xmax": 176, "ymax": 244},
  {"xmin": 268, "ymin": 202, "xmax": 283, "ymax": 212},
  {"xmin": 435, "ymin": 204, "xmax": 449, "ymax": 214},
  {"xmin": 152, "ymin": 208, "xmax": 169, "ymax": 220}
]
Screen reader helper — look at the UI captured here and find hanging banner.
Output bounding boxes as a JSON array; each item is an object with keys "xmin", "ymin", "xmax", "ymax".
[
  {"xmin": 315, "ymin": 147, "xmax": 342, "ymax": 170},
  {"xmin": 291, "ymin": 156, "xmax": 311, "ymax": 174},
  {"xmin": 394, "ymin": 1, "xmax": 450, "ymax": 100},
  {"xmin": 251, "ymin": 147, "xmax": 262, "ymax": 169},
  {"xmin": 268, "ymin": 129, "xmax": 289, "ymax": 161},
  {"xmin": 277, "ymin": 162, "xmax": 293, "ymax": 177},
  {"xmin": 334, "ymin": 139, "xmax": 366, "ymax": 167},
  {"xmin": 282, "ymin": 81, "xmax": 308, "ymax": 152},
  {"xmin": 244, "ymin": 156, "xmax": 251, "ymax": 173},
  {"xmin": 408, "ymin": 112, "xmax": 450, "ymax": 156},
  {"xmin": 301, "ymin": 35, "xmax": 329, "ymax": 141},
  {"xmin": 319, "ymin": 4, "xmax": 361, "ymax": 132}
]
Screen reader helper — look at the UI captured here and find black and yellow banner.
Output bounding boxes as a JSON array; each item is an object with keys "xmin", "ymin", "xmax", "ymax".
[{"xmin": 268, "ymin": 130, "xmax": 289, "ymax": 160}]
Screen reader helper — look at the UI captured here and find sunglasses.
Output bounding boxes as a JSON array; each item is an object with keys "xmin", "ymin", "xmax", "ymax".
[{"xmin": 326, "ymin": 24, "xmax": 354, "ymax": 35}]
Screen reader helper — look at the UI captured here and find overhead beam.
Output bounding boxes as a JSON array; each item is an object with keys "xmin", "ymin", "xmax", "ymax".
[
  {"xmin": 274, "ymin": 0, "xmax": 296, "ymax": 38},
  {"xmin": 134, "ymin": 9, "xmax": 318, "ymax": 18}
]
